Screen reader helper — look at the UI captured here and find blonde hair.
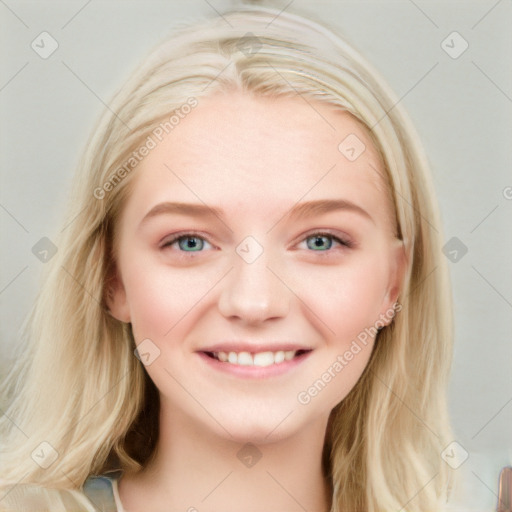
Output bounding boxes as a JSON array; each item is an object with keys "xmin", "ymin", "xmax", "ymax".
[{"xmin": 0, "ymin": 5, "xmax": 456, "ymax": 511}]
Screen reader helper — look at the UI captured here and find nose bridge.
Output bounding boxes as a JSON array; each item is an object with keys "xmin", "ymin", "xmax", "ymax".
[{"xmin": 217, "ymin": 241, "xmax": 290, "ymax": 323}]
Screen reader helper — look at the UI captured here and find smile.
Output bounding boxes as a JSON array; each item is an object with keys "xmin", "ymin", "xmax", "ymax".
[
  {"xmin": 204, "ymin": 349, "xmax": 311, "ymax": 367},
  {"xmin": 198, "ymin": 348, "xmax": 314, "ymax": 379}
]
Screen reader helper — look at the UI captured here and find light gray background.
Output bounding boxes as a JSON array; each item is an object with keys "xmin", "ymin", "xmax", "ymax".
[{"xmin": 1, "ymin": 1, "xmax": 511, "ymax": 510}]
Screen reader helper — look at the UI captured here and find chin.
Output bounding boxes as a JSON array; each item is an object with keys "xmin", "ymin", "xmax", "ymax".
[
  {"xmin": 205, "ymin": 404, "xmax": 324, "ymax": 447},
  {"xmin": 216, "ymin": 422, "xmax": 298, "ymax": 446}
]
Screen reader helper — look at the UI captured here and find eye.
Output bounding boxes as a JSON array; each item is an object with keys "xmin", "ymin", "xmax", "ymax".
[
  {"xmin": 159, "ymin": 231, "xmax": 353, "ymax": 255},
  {"xmin": 161, "ymin": 233, "xmax": 213, "ymax": 252},
  {"xmin": 301, "ymin": 232, "xmax": 353, "ymax": 252}
]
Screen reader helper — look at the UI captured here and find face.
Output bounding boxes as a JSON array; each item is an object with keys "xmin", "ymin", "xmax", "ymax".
[{"xmin": 108, "ymin": 91, "xmax": 405, "ymax": 444}]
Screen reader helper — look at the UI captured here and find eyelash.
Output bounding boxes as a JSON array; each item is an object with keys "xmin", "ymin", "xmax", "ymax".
[{"xmin": 160, "ymin": 230, "xmax": 354, "ymax": 255}]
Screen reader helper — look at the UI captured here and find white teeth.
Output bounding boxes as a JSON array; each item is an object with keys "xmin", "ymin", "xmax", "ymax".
[
  {"xmin": 212, "ymin": 350, "xmax": 301, "ymax": 366},
  {"xmin": 284, "ymin": 350, "xmax": 295, "ymax": 361},
  {"xmin": 253, "ymin": 352, "xmax": 274, "ymax": 367},
  {"xmin": 274, "ymin": 351, "xmax": 285, "ymax": 363},
  {"xmin": 237, "ymin": 351, "xmax": 253, "ymax": 366}
]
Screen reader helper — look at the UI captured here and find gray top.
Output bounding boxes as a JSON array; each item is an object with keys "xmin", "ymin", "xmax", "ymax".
[{"xmin": 82, "ymin": 470, "xmax": 123, "ymax": 511}]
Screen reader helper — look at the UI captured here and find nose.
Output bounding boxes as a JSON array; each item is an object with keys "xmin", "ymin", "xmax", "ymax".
[{"xmin": 217, "ymin": 249, "xmax": 291, "ymax": 325}]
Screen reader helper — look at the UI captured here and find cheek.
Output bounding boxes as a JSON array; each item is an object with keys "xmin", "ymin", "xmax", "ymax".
[
  {"xmin": 122, "ymin": 259, "xmax": 220, "ymax": 341},
  {"xmin": 294, "ymin": 262, "xmax": 384, "ymax": 409},
  {"xmin": 291, "ymin": 255, "xmax": 389, "ymax": 342}
]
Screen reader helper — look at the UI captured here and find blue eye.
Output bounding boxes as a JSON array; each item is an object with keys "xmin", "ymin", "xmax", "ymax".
[
  {"xmin": 304, "ymin": 233, "xmax": 351, "ymax": 251},
  {"xmin": 161, "ymin": 231, "xmax": 352, "ymax": 254},
  {"xmin": 162, "ymin": 234, "xmax": 210, "ymax": 252}
]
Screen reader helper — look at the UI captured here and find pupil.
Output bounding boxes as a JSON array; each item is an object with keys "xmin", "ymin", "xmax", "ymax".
[
  {"xmin": 310, "ymin": 235, "xmax": 331, "ymax": 250},
  {"xmin": 181, "ymin": 237, "xmax": 201, "ymax": 251}
]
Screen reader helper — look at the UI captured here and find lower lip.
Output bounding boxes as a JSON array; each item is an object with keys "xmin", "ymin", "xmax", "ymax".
[{"xmin": 196, "ymin": 351, "xmax": 312, "ymax": 379}]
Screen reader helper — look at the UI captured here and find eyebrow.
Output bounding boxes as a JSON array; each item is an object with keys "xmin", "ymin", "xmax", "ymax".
[{"xmin": 138, "ymin": 198, "xmax": 374, "ymax": 228}]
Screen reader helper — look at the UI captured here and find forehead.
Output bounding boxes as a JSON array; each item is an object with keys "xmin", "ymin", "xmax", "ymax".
[{"xmin": 123, "ymin": 91, "xmax": 393, "ymax": 230}]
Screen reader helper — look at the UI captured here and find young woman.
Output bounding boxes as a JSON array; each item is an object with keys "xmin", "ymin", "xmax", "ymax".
[{"xmin": 0, "ymin": 5, "xmax": 457, "ymax": 511}]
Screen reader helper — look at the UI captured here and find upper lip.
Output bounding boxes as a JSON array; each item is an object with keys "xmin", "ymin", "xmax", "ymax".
[{"xmin": 198, "ymin": 342, "xmax": 313, "ymax": 353}]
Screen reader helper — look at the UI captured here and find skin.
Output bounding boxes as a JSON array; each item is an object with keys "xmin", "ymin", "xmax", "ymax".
[{"xmin": 107, "ymin": 91, "xmax": 406, "ymax": 511}]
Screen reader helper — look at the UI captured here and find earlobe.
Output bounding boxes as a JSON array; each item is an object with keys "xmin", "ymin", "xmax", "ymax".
[{"xmin": 105, "ymin": 271, "xmax": 131, "ymax": 323}]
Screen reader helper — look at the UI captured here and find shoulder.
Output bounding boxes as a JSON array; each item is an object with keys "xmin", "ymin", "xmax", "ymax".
[
  {"xmin": 0, "ymin": 483, "xmax": 97, "ymax": 512},
  {"xmin": 0, "ymin": 471, "xmax": 123, "ymax": 512}
]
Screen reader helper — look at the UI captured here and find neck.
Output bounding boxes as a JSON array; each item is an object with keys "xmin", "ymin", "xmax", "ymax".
[{"xmin": 119, "ymin": 397, "xmax": 332, "ymax": 512}]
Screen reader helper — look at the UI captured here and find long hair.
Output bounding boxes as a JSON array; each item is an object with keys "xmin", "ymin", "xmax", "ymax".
[{"xmin": 0, "ymin": 5, "xmax": 455, "ymax": 511}]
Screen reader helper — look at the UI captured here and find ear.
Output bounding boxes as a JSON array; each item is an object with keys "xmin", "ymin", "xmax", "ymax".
[
  {"xmin": 105, "ymin": 266, "xmax": 131, "ymax": 323},
  {"xmin": 379, "ymin": 238, "xmax": 408, "ymax": 326}
]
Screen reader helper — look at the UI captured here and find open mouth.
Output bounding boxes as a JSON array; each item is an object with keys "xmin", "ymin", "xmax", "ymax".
[{"xmin": 202, "ymin": 349, "xmax": 312, "ymax": 367}]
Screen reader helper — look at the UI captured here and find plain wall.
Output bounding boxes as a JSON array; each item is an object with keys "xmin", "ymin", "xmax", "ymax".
[{"xmin": 1, "ymin": 1, "xmax": 511, "ymax": 510}]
